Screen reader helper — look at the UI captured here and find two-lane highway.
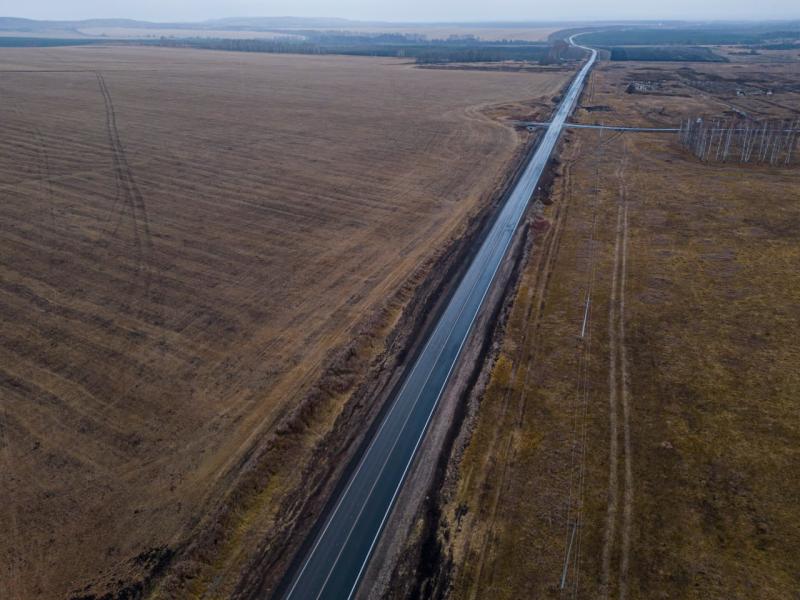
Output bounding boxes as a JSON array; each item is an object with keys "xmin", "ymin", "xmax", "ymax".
[{"xmin": 283, "ymin": 40, "xmax": 597, "ymax": 600}]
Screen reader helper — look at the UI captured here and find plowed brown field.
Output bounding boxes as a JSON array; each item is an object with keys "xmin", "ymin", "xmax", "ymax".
[{"xmin": 0, "ymin": 46, "xmax": 568, "ymax": 598}]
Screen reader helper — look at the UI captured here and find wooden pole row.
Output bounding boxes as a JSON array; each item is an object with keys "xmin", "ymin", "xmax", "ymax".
[{"xmin": 678, "ymin": 117, "xmax": 800, "ymax": 165}]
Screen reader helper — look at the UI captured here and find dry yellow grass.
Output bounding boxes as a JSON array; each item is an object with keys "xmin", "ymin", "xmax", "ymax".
[
  {"xmin": 0, "ymin": 46, "xmax": 569, "ymax": 598},
  {"xmin": 434, "ymin": 56, "xmax": 800, "ymax": 599}
]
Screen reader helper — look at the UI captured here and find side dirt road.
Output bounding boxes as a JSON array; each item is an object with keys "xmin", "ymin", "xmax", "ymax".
[{"xmin": 400, "ymin": 53, "xmax": 800, "ymax": 599}]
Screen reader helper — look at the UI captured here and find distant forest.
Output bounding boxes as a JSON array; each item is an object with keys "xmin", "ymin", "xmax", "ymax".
[
  {"xmin": 0, "ymin": 37, "xmax": 101, "ymax": 47},
  {"xmin": 143, "ymin": 33, "xmax": 565, "ymax": 64},
  {"xmin": 580, "ymin": 26, "xmax": 800, "ymax": 47},
  {"xmin": 608, "ymin": 46, "xmax": 726, "ymax": 62},
  {"xmin": 0, "ymin": 31, "xmax": 581, "ymax": 64}
]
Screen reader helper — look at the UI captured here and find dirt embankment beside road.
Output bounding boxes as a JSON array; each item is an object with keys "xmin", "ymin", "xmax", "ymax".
[{"xmin": 227, "ymin": 127, "xmax": 543, "ymax": 600}]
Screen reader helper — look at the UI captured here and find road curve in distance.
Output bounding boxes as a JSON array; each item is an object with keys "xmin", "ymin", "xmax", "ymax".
[{"xmin": 282, "ymin": 39, "xmax": 597, "ymax": 600}]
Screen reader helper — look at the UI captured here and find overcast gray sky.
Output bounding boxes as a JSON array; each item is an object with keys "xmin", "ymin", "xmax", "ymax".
[{"xmin": 5, "ymin": 0, "xmax": 799, "ymax": 23}]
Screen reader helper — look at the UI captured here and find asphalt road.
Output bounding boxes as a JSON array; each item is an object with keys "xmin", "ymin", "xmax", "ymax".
[{"xmin": 283, "ymin": 41, "xmax": 597, "ymax": 600}]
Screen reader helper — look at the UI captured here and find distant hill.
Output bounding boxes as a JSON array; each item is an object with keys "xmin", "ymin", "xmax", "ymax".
[
  {"xmin": 0, "ymin": 16, "xmax": 377, "ymax": 34},
  {"xmin": 0, "ymin": 16, "xmax": 566, "ymax": 34},
  {"xmin": 0, "ymin": 17, "xmax": 167, "ymax": 31},
  {"xmin": 201, "ymin": 16, "xmax": 361, "ymax": 29}
]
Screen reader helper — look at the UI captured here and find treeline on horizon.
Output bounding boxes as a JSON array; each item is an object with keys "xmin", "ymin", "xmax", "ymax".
[
  {"xmin": 0, "ymin": 31, "xmax": 577, "ymax": 63},
  {"xmin": 141, "ymin": 34, "xmax": 567, "ymax": 64},
  {"xmin": 0, "ymin": 37, "xmax": 102, "ymax": 47},
  {"xmin": 609, "ymin": 46, "xmax": 727, "ymax": 62},
  {"xmin": 580, "ymin": 26, "xmax": 800, "ymax": 47}
]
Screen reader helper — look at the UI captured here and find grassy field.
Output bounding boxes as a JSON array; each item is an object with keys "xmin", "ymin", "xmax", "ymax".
[
  {"xmin": 0, "ymin": 46, "xmax": 570, "ymax": 598},
  {"xmin": 430, "ymin": 52, "xmax": 800, "ymax": 599}
]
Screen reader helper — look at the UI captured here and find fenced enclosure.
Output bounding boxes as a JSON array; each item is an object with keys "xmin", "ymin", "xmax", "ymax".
[{"xmin": 679, "ymin": 117, "xmax": 800, "ymax": 166}]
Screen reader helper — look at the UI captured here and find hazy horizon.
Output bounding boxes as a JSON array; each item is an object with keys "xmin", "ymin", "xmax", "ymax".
[{"xmin": 3, "ymin": 0, "xmax": 799, "ymax": 25}]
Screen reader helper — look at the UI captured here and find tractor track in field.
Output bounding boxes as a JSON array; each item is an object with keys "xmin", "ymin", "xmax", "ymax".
[
  {"xmin": 30, "ymin": 126, "xmax": 57, "ymax": 232},
  {"xmin": 617, "ymin": 143, "xmax": 633, "ymax": 600},
  {"xmin": 9, "ymin": 104, "xmax": 57, "ymax": 235},
  {"xmin": 96, "ymin": 72, "xmax": 153, "ymax": 306},
  {"xmin": 1, "ymin": 108, "xmax": 61, "ymax": 599},
  {"xmin": 0, "ymin": 391, "xmax": 20, "ymax": 600},
  {"xmin": 600, "ymin": 194, "xmax": 623, "ymax": 599},
  {"xmin": 601, "ymin": 140, "xmax": 634, "ymax": 600},
  {"xmin": 560, "ymin": 124, "xmax": 603, "ymax": 599}
]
